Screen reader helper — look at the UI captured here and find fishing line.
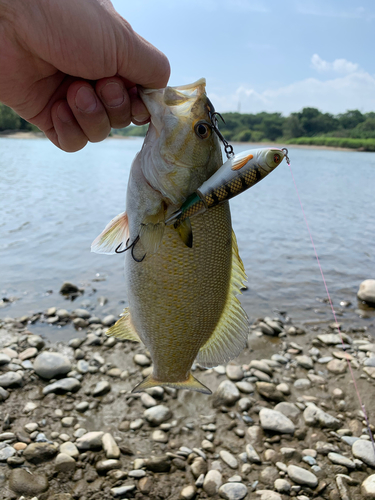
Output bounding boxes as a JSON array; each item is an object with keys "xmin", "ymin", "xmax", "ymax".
[{"xmin": 287, "ymin": 159, "xmax": 375, "ymax": 455}]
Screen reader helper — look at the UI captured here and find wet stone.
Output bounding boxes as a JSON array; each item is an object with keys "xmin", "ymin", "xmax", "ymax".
[
  {"xmin": 274, "ymin": 478, "xmax": 291, "ymax": 493},
  {"xmin": 102, "ymin": 314, "xmax": 117, "ymax": 326},
  {"xmin": 55, "ymin": 452, "xmax": 76, "ymax": 472},
  {"xmin": 303, "ymin": 404, "xmax": 341, "ymax": 429},
  {"xmin": 9, "ymin": 468, "xmax": 49, "ymax": 495},
  {"xmin": 23, "ymin": 442, "xmax": 58, "ymax": 464},
  {"xmin": 181, "ymin": 485, "xmax": 197, "ymax": 500},
  {"xmin": 256, "ymin": 382, "xmax": 285, "ymax": 402},
  {"xmin": 134, "ymin": 353, "xmax": 150, "ymax": 366},
  {"xmin": 0, "ymin": 371, "xmax": 22, "ymax": 388},
  {"xmin": 219, "ymin": 482, "xmax": 248, "ymax": 500},
  {"xmin": 0, "ymin": 353, "xmax": 11, "ymax": 365},
  {"xmin": 204, "ymin": 470, "xmax": 223, "ymax": 496},
  {"xmin": 226, "ymin": 364, "xmax": 244, "ymax": 381},
  {"xmin": 327, "ymin": 359, "xmax": 347, "ymax": 374},
  {"xmin": 102, "ymin": 433, "xmax": 120, "ymax": 458},
  {"xmin": 296, "ymin": 355, "xmax": 314, "ymax": 369},
  {"xmin": 235, "ymin": 381, "xmax": 254, "ymax": 393},
  {"xmin": 246, "ymin": 444, "xmax": 261, "ymax": 463},
  {"xmin": 152, "ymin": 430, "xmax": 168, "ymax": 443},
  {"xmin": 96, "ymin": 459, "xmax": 121, "ymax": 474},
  {"xmin": 362, "ymin": 474, "xmax": 375, "ymax": 499},
  {"xmin": 33, "ymin": 352, "xmax": 71, "ymax": 379},
  {"xmin": 76, "ymin": 431, "xmax": 104, "ymax": 451},
  {"xmin": 111, "ymin": 485, "xmax": 136, "ymax": 497},
  {"xmin": 0, "ymin": 446, "xmax": 16, "ymax": 461},
  {"xmin": 327, "ymin": 452, "xmax": 356, "ymax": 469},
  {"xmin": 0, "ymin": 387, "xmax": 10, "ymax": 401},
  {"xmin": 75, "ymin": 401, "xmax": 89, "ymax": 412},
  {"xmin": 144, "ymin": 455, "xmax": 171, "ymax": 472},
  {"xmin": 220, "ymin": 450, "xmax": 238, "ymax": 469},
  {"xmin": 141, "ymin": 392, "xmax": 157, "ymax": 408},
  {"xmin": 92, "ymin": 380, "xmax": 111, "ymax": 396},
  {"xmin": 60, "ymin": 442, "xmax": 79, "ymax": 458},
  {"xmin": 352, "ymin": 439, "xmax": 375, "ymax": 467},
  {"xmin": 191, "ymin": 457, "xmax": 208, "ymax": 478},
  {"xmin": 259, "ymin": 408, "xmax": 295, "ymax": 434},
  {"xmin": 274, "ymin": 402, "xmax": 301, "ymax": 421}
]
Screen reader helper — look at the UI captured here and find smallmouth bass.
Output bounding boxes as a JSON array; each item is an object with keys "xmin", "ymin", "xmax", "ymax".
[{"xmin": 92, "ymin": 79, "xmax": 248, "ymax": 394}]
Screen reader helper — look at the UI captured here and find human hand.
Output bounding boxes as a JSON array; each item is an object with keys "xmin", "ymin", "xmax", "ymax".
[{"xmin": 0, "ymin": 0, "xmax": 170, "ymax": 152}]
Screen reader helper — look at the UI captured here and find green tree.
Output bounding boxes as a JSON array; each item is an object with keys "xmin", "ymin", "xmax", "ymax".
[{"xmin": 0, "ymin": 103, "xmax": 21, "ymax": 131}]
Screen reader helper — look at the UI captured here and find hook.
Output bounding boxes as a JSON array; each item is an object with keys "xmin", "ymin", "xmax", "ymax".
[
  {"xmin": 282, "ymin": 147, "xmax": 290, "ymax": 165},
  {"xmin": 115, "ymin": 235, "xmax": 146, "ymax": 262}
]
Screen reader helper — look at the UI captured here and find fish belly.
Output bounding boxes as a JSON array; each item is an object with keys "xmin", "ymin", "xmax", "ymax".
[{"xmin": 125, "ymin": 202, "xmax": 232, "ymax": 383}]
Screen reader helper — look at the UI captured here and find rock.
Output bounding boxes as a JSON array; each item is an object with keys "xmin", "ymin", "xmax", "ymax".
[
  {"xmin": 327, "ymin": 359, "xmax": 347, "ymax": 374},
  {"xmin": 0, "ymin": 372, "xmax": 22, "ymax": 388},
  {"xmin": 0, "ymin": 353, "xmax": 10, "ymax": 365},
  {"xmin": 60, "ymin": 282, "xmax": 79, "ymax": 295},
  {"xmin": 61, "ymin": 416, "xmax": 75, "ymax": 427},
  {"xmin": 144, "ymin": 455, "xmax": 171, "ymax": 472},
  {"xmin": 33, "ymin": 352, "xmax": 71, "ymax": 379},
  {"xmin": 111, "ymin": 485, "xmax": 136, "ymax": 497},
  {"xmin": 152, "ymin": 430, "xmax": 168, "ymax": 443},
  {"xmin": 259, "ymin": 408, "xmax": 295, "ymax": 434},
  {"xmin": 247, "ymin": 426, "xmax": 263, "ymax": 447},
  {"xmin": 181, "ymin": 485, "xmax": 197, "ymax": 500},
  {"xmin": 73, "ymin": 308, "xmax": 91, "ymax": 319},
  {"xmin": 303, "ymin": 404, "xmax": 341, "ymax": 429},
  {"xmin": 293, "ymin": 378, "xmax": 311, "ymax": 390},
  {"xmin": 134, "ymin": 353, "xmax": 151, "ymax": 366},
  {"xmin": 220, "ymin": 450, "xmax": 238, "ymax": 469},
  {"xmin": 128, "ymin": 469, "xmax": 146, "ymax": 478},
  {"xmin": 43, "ymin": 377, "xmax": 81, "ymax": 395},
  {"xmin": 256, "ymin": 382, "xmax": 285, "ymax": 402},
  {"xmin": 96, "ymin": 459, "xmax": 121, "ymax": 474},
  {"xmin": 23, "ymin": 442, "xmax": 58, "ymax": 464},
  {"xmin": 352, "ymin": 439, "xmax": 375, "ymax": 467},
  {"xmin": 274, "ymin": 478, "xmax": 291, "ymax": 493},
  {"xmin": 246, "ymin": 443, "xmax": 261, "ymax": 463},
  {"xmin": 260, "ymin": 466, "xmax": 279, "ymax": 486},
  {"xmin": 191, "ymin": 457, "xmax": 208, "ymax": 478},
  {"xmin": 0, "ymin": 446, "xmax": 16, "ymax": 461},
  {"xmin": 259, "ymin": 322, "xmax": 276, "ymax": 336},
  {"xmin": 236, "ymin": 381, "xmax": 254, "ymax": 394},
  {"xmin": 102, "ymin": 314, "xmax": 117, "ymax": 326},
  {"xmin": 76, "ymin": 432, "xmax": 104, "ymax": 451},
  {"xmin": 0, "ymin": 387, "xmax": 9, "ymax": 401},
  {"xmin": 60, "ymin": 442, "xmax": 79, "ymax": 458},
  {"xmin": 55, "ymin": 453, "xmax": 76, "ymax": 472},
  {"xmin": 19, "ymin": 347, "xmax": 38, "ymax": 360},
  {"xmin": 287, "ymin": 465, "xmax": 318, "ymax": 488},
  {"xmin": 327, "ymin": 452, "xmax": 355, "ymax": 469},
  {"xmin": 102, "ymin": 433, "xmax": 120, "ymax": 458},
  {"xmin": 362, "ymin": 474, "xmax": 375, "ymax": 499},
  {"xmin": 296, "ymin": 355, "xmax": 314, "ymax": 369},
  {"xmin": 317, "ymin": 333, "xmax": 342, "ymax": 345},
  {"xmin": 219, "ymin": 482, "xmax": 248, "ymax": 500},
  {"xmin": 144, "ymin": 405, "xmax": 172, "ymax": 426},
  {"xmin": 358, "ymin": 279, "xmax": 375, "ymax": 305},
  {"xmin": 212, "ymin": 380, "xmax": 240, "ymax": 407},
  {"xmin": 92, "ymin": 380, "xmax": 111, "ymax": 396},
  {"xmin": 364, "ymin": 367, "xmax": 375, "ymax": 379},
  {"xmin": 9, "ymin": 469, "xmax": 49, "ymax": 495},
  {"xmin": 203, "ymin": 470, "xmax": 223, "ymax": 495},
  {"xmin": 140, "ymin": 392, "xmax": 157, "ymax": 408},
  {"xmin": 259, "ymin": 491, "xmax": 283, "ymax": 500},
  {"xmin": 226, "ymin": 364, "xmax": 244, "ymax": 381},
  {"xmin": 274, "ymin": 402, "xmax": 301, "ymax": 420}
]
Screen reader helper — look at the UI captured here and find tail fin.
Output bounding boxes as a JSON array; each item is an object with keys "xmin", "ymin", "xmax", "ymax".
[{"xmin": 132, "ymin": 372, "xmax": 211, "ymax": 395}]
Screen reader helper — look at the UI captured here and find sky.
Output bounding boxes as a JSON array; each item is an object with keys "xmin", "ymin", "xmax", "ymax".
[{"xmin": 112, "ymin": 0, "xmax": 375, "ymax": 116}]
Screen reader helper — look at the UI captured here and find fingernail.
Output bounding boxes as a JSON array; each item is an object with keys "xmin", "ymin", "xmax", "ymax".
[
  {"xmin": 100, "ymin": 82, "xmax": 125, "ymax": 108},
  {"xmin": 57, "ymin": 102, "xmax": 73, "ymax": 123},
  {"xmin": 75, "ymin": 86, "xmax": 97, "ymax": 113},
  {"xmin": 133, "ymin": 114, "xmax": 149, "ymax": 123}
]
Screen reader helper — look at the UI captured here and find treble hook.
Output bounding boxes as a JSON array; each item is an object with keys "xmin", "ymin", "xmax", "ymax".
[
  {"xmin": 281, "ymin": 147, "xmax": 290, "ymax": 165},
  {"xmin": 208, "ymin": 109, "xmax": 234, "ymax": 159},
  {"xmin": 115, "ymin": 236, "xmax": 146, "ymax": 262}
]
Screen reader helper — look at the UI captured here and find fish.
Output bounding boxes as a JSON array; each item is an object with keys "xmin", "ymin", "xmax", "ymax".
[
  {"xmin": 165, "ymin": 147, "xmax": 286, "ymax": 226},
  {"xmin": 92, "ymin": 78, "xmax": 249, "ymax": 394}
]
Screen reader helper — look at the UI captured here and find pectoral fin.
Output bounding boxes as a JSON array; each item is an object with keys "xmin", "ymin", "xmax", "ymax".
[
  {"xmin": 106, "ymin": 309, "xmax": 141, "ymax": 343},
  {"xmin": 132, "ymin": 372, "xmax": 211, "ymax": 394},
  {"xmin": 196, "ymin": 230, "xmax": 249, "ymax": 368},
  {"xmin": 91, "ymin": 212, "xmax": 129, "ymax": 255},
  {"xmin": 139, "ymin": 212, "xmax": 165, "ymax": 254},
  {"xmin": 175, "ymin": 218, "xmax": 193, "ymax": 248}
]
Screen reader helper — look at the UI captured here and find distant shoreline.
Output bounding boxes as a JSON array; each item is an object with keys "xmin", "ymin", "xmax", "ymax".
[{"xmin": 0, "ymin": 129, "xmax": 364, "ymax": 152}]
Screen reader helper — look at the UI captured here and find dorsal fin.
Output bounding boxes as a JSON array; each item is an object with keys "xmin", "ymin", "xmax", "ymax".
[
  {"xmin": 91, "ymin": 212, "xmax": 129, "ymax": 255},
  {"xmin": 106, "ymin": 309, "xmax": 141, "ymax": 343},
  {"xmin": 196, "ymin": 230, "xmax": 249, "ymax": 367}
]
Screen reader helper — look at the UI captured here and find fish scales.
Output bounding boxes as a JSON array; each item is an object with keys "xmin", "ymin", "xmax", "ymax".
[{"xmin": 126, "ymin": 203, "xmax": 232, "ymax": 383}]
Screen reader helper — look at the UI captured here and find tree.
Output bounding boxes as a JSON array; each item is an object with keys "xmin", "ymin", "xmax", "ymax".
[{"xmin": 0, "ymin": 103, "xmax": 21, "ymax": 131}]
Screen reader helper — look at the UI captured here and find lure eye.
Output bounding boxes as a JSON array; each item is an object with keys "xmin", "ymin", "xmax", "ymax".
[
  {"xmin": 274, "ymin": 153, "xmax": 281, "ymax": 164},
  {"xmin": 194, "ymin": 121, "xmax": 211, "ymax": 139}
]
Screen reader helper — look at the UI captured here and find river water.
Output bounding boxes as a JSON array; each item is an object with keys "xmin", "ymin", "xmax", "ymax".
[{"xmin": 0, "ymin": 137, "xmax": 374, "ymax": 338}]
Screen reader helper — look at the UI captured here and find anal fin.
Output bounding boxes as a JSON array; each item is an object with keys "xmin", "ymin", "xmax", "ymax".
[
  {"xmin": 132, "ymin": 372, "xmax": 211, "ymax": 394},
  {"xmin": 106, "ymin": 308, "xmax": 141, "ymax": 343}
]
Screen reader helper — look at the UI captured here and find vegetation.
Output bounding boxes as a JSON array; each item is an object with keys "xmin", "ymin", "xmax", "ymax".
[{"xmin": 2, "ymin": 101, "xmax": 375, "ymax": 151}]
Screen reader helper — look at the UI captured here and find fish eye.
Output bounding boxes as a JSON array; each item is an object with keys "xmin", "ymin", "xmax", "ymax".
[
  {"xmin": 194, "ymin": 121, "xmax": 211, "ymax": 139},
  {"xmin": 273, "ymin": 153, "xmax": 281, "ymax": 164}
]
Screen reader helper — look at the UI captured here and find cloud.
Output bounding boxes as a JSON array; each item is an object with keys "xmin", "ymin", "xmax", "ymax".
[
  {"xmin": 311, "ymin": 54, "xmax": 359, "ymax": 74},
  {"xmin": 210, "ymin": 69, "xmax": 375, "ymax": 115}
]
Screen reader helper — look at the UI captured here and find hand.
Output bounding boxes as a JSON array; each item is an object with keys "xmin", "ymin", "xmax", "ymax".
[{"xmin": 0, "ymin": 0, "xmax": 170, "ymax": 151}]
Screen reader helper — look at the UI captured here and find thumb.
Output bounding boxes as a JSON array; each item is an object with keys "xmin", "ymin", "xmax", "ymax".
[{"xmin": 116, "ymin": 22, "xmax": 170, "ymax": 89}]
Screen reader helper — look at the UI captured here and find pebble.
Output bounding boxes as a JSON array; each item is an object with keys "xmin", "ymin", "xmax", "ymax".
[
  {"xmin": 181, "ymin": 485, "xmax": 197, "ymax": 500},
  {"xmin": 55, "ymin": 452, "xmax": 76, "ymax": 472},
  {"xmin": 317, "ymin": 333, "xmax": 342, "ymax": 345},
  {"xmin": 76, "ymin": 431, "xmax": 104, "ymax": 451},
  {"xmin": 0, "ymin": 446, "xmax": 16, "ymax": 461},
  {"xmin": 246, "ymin": 444, "xmax": 261, "ymax": 463},
  {"xmin": 75, "ymin": 401, "xmax": 89, "ymax": 412},
  {"xmin": 274, "ymin": 478, "xmax": 291, "ymax": 493},
  {"xmin": 226, "ymin": 364, "xmax": 244, "ymax": 381},
  {"xmin": 274, "ymin": 402, "xmax": 300, "ymax": 420},
  {"xmin": 362, "ymin": 474, "xmax": 375, "ymax": 498},
  {"xmin": 259, "ymin": 408, "xmax": 295, "ymax": 434},
  {"xmin": 0, "ymin": 387, "xmax": 9, "ymax": 401},
  {"xmin": 296, "ymin": 355, "xmax": 314, "ymax": 369},
  {"xmin": 102, "ymin": 314, "xmax": 117, "ymax": 326},
  {"xmin": 203, "ymin": 469, "xmax": 223, "ymax": 495},
  {"xmin": 293, "ymin": 378, "xmax": 311, "ymax": 390},
  {"xmin": 303, "ymin": 404, "xmax": 341, "ymax": 429},
  {"xmin": 152, "ymin": 430, "xmax": 169, "ymax": 443},
  {"xmin": 259, "ymin": 491, "xmax": 283, "ymax": 500},
  {"xmin": 235, "ymin": 381, "xmax": 254, "ymax": 393},
  {"xmin": 61, "ymin": 416, "xmax": 75, "ymax": 427},
  {"xmin": 33, "ymin": 352, "xmax": 71, "ymax": 379},
  {"xmin": 220, "ymin": 450, "xmax": 238, "ymax": 469},
  {"xmin": 327, "ymin": 452, "xmax": 356, "ymax": 468},
  {"xmin": 357, "ymin": 279, "xmax": 375, "ymax": 305},
  {"xmin": 110, "ymin": 485, "xmax": 136, "ymax": 497},
  {"xmin": 43, "ymin": 377, "xmax": 81, "ymax": 395},
  {"xmin": 130, "ymin": 418, "xmax": 144, "ymax": 430},
  {"xmin": 212, "ymin": 380, "xmax": 240, "ymax": 407},
  {"xmin": 60, "ymin": 442, "xmax": 79, "ymax": 458},
  {"xmin": 0, "ymin": 353, "xmax": 11, "ymax": 365},
  {"xmin": 144, "ymin": 455, "xmax": 171, "ymax": 472},
  {"xmin": 219, "ymin": 482, "xmax": 248, "ymax": 500},
  {"xmin": 140, "ymin": 392, "xmax": 157, "ymax": 408},
  {"xmin": 144, "ymin": 405, "xmax": 172, "ymax": 426},
  {"xmin": 352, "ymin": 439, "xmax": 375, "ymax": 467},
  {"xmin": 287, "ymin": 465, "xmax": 318, "ymax": 488},
  {"xmin": 8, "ymin": 469, "xmax": 49, "ymax": 496},
  {"xmin": 327, "ymin": 358, "xmax": 347, "ymax": 374},
  {"xmin": 23, "ymin": 442, "xmax": 58, "ymax": 464},
  {"xmin": 134, "ymin": 353, "xmax": 151, "ymax": 366},
  {"xmin": 92, "ymin": 380, "xmax": 111, "ymax": 396},
  {"xmin": 102, "ymin": 433, "xmax": 120, "ymax": 458},
  {"xmin": 191, "ymin": 457, "xmax": 208, "ymax": 478},
  {"xmin": 0, "ymin": 372, "xmax": 23, "ymax": 388}
]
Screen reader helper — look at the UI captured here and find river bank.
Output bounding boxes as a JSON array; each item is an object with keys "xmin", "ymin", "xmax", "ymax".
[{"xmin": 1, "ymin": 290, "xmax": 375, "ymax": 500}]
